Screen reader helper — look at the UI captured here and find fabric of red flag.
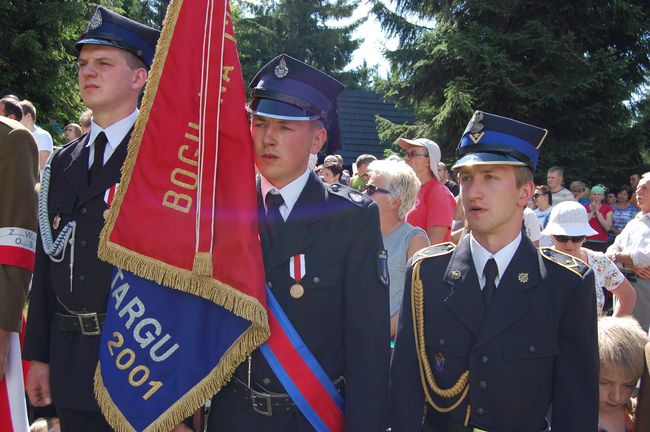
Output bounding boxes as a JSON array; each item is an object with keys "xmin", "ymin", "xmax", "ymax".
[
  {"xmin": 96, "ymin": 0, "xmax": 269, "ymax": 429},
  {"xmin": 99, "ymin": 0, "xmax": 267, "ymax": 331}
]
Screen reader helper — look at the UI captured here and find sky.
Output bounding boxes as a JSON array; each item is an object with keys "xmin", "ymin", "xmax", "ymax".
[{"xmin": 343, "ymin": 2, "xmax": 397, "ymax": 75}]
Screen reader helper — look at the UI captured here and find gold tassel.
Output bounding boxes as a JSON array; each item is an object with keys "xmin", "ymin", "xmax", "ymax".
[{"xmin": 192, "ymin": 252, "xmax": 213, "ymax": 276}]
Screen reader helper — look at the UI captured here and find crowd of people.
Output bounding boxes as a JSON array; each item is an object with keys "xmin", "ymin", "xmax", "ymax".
[{"xmin": 1, "ymin": 5, "xmax": 650, "ymax": 432}]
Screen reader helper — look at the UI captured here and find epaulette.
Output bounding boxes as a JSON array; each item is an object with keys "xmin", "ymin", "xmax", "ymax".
[
  {"xmin": 328, "ymin": 183, "xmax": 368, "ymax": 207},
  {"xmin": 411, "ymin": 242, "xmax": 456, "ymax": 263},
  {"xmin": 540, "ymin": 247, "xmax": 589, "ymax": 278}
]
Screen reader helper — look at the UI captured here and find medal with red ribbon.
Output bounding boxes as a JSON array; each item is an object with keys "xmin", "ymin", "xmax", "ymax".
[
  {"xmin": 289, "ymin": 254, "xmax": 305, "ymax": 298},
  {"xmin": 104, "ymin": 183, "xmax": 120, "ymax": 206}
]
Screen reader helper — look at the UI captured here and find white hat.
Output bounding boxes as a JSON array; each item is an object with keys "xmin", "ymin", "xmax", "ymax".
[
  {"xmin": 398, "ymin": 138, "xmax": 442, "ymax": 181},
  {"xmin": 541, "ymin": 201, "xmax": 598, "ymax": 237}
]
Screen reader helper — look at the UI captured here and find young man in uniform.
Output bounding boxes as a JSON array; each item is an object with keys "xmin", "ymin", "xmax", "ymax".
[
  {"xmin": 23, "ymin": 7, "xmax": 159, "ymax": 431},
  {"xmin": 390, "ymin": 111, "xmax": 599, "ymax": 431},
  {"xmin": 207, "ymin": 54, "xmax": 390, "ymax": 432}
]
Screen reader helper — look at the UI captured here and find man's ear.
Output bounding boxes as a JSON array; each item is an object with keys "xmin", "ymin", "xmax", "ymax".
[
  {"xmin": 518, "ymin": 180, "xmax": 535, "ymax": 208},
  {"xmin": 309, "ymin": 126, "xmax": 326, "ymax": 154},
  {"xmin": 132, "ymin": 68, "xmax": 148, "ymax": 92}
]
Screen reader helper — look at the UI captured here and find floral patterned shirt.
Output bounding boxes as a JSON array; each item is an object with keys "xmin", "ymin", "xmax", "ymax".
[{"xmin": 584, "ymin": 248, "xmax": 625, "ymax": 315}]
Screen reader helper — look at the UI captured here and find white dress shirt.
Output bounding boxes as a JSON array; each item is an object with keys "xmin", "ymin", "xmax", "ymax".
[
  {"xmin": 260, "ymin": 168, "xmax": 311, "ymax": 221},
  {"xmin": 470, "ymin": 232, "xmax": 522, "ymax": 290},
  {"xmin": 86, "ymin": 109, "xmax": 138, "ymax": 168},
  {"xmin": 608, "ymin": 211, "xmax": 650, "ymax": 268}
]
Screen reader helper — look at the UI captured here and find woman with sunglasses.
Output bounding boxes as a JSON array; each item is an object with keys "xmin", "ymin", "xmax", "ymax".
[
  {"xmin": 398, "ymin": 137, "xmax": 456, "ymax": 245},
  {"xmin": 542, "ymin": 201, "xmax": 636, "ymax": 316},
  {"xmin": 364, "ymin": 159, "xmax": 430, "ymax": 338}
]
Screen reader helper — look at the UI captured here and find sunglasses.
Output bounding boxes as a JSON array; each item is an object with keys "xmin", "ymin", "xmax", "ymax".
[
  {"xmin": 364, "ymin": 184, "xmax": 391, "ymax": 196},
  {"xmin": 553, "ymin": 235, "xmax": 586, "ymax": 243},
  {"xmin": 404, "ymin": 150, "xmax": 429, "ymax": 158}
]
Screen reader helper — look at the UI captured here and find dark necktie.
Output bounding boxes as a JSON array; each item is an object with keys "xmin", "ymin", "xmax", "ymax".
[
  {"xmin": 265, "ymin": 192, "xmax": 285, "ymax": 245},
  {"xmin": 89, "ymin": 132, "xmax": 107, "ymax": 184},
  {"xmin": 483, "ymin": 258, "xmax": 498, "ymax": 307}
]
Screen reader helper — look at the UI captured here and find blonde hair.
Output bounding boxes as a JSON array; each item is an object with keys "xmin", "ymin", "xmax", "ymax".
[
  {"xmin": 368, "ymin": 159, "xmax": 421, "ymax": 219},
  {"xmin": 598, "ymin": 316, "xmax": 648, "ymax": 379},
  {"xmin": 29, "ymin": 418, "xmax": 48, "ymax": 432}
]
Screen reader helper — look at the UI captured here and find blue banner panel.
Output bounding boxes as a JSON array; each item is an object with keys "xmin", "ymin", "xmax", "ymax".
[{"xmin": 99, "ymin": 269, "xmax": 250, "ymax": 431}]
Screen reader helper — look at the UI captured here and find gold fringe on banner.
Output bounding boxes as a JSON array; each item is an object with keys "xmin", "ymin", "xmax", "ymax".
[
  {"xmin": 192, "ymin": 252, "xmax": 214, "ymax": 276},
  {"xmin": 95, "ymin": 0, "xmax": 270, "ymax": 430}
]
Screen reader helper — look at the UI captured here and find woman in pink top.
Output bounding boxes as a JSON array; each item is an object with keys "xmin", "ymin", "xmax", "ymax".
[
  {"xmin": 398, "ymin": 137, "xmax": 456, "ymax": 244},
  {"xmin": 584, "ymin": 184, "xmax": 614, "ymax": 252}
]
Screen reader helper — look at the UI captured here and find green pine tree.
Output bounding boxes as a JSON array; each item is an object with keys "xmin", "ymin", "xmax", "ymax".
[
  {"xmin": 370, "ymin": 0, "xmax": 650, "ymax": 185},
  {"xmin": 232, "ymin": 0, "xmax": 365, "ymax": 87}
]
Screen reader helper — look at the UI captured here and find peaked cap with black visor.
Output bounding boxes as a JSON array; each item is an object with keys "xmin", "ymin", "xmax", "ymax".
[
  {"xmin": 247, "ymin": 54, "xmax": 344, "ymax": 122},
  {"xmin": 452, "ymin": 111, "xmax": 548, "ymax": 173},
  {"xmin": 75, "ymin": 6, "xmax": 160, "ymax": 69}
]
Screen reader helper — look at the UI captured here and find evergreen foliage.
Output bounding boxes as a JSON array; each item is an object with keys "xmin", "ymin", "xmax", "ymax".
[
  {"xmin": 0, "ymin": 1, "xmax": 93, "ymax": 141},
  {"xmin": 371, "ymin": 0, "xmax": 650, "ymax": 185},
  {"xmin": 232, "ymin": 0, "xmax": 366, "ymax": 88}
]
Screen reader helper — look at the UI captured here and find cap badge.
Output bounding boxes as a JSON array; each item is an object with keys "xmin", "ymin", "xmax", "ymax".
[
  {"xmin": 468, "ymin": 111, "xmax": 484, "ymax": 133},
  {"xmin": 469, "ymin": 132, "xmax": 484, "ymax": 144},
  {"xmin": 518, "ymin": 273, "xmax": 529, "ymax": 283},
  {"xmin": 89, "ymin": 9, "xmax": 103, "ymax": 31},
  {"xmin": 450, "ymin": 270, "xmax": 462, "ymax": 280},
  {"xmin": 274, "ymin": 57, "xmax": 289, "ymax": 79}
]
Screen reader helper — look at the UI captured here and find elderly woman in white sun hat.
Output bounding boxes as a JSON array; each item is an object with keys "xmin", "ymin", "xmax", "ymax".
[
  {"xmin": 542, "ymin": 201, "xmax": 636, "ymax": 316},
  {"xmin": 398, "ymin": 137, "xmax": 456, "ymax": 245}
]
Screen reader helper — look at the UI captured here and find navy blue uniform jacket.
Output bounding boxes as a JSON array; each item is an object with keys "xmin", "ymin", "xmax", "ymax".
[
  {"xmin": 209, "ymin": 172, "xmax": 390, "ymax": 431},
  {"xmin": 24, "ymin": 132, "xmax": 128, "ymax": 411},
  {"xmin": 390, "ymin": 236, "xmax": 599, "ymax": 431}
]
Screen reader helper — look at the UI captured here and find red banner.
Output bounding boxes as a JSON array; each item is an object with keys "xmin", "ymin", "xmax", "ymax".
[{"xmin": 97, "ymin": 0, "xmax": 269, "ymax": 430}]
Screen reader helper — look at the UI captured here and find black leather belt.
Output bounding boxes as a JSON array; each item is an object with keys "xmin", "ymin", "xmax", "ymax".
[
  {"xmin": 232, "ymin": 376, "xmax": 344, "ymax": 416},
  {"xmin": 52, "ymin": 312, "xmax": 105, "ymax": 336}
]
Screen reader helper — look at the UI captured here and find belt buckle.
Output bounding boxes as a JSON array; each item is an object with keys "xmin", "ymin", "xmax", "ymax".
[
  {"xmin": 250, "ymin": 388, "xmax": 272, "ymax": 416},
  {"xmin": 78, "ymin": 313, "xmax": 101, "ymax": 336}
]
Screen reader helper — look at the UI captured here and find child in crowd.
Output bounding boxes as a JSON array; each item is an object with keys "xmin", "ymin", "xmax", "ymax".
[
  {"xmin": 597, "ymin": 316, "xmax": 648, "ymax": 432},
  {"xmin": 29, "ymin": 417, "xmax": 60, "ymax": 432}
]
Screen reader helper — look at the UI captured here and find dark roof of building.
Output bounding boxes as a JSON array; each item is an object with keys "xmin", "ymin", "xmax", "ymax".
[{"xmin": 332, "ymin": 89, "xmax": 415, "ymax": 166}]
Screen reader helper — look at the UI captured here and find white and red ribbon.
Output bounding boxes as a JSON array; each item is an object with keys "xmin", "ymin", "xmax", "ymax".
[
  {"xmin": 289, "ymin": 254, "xmax": 305, "ymax": 284},
  {"xmin": 104, "ymin": 183, "xmax": 120, "ymax": 206},
  {"xmin": 0, "ymin": 331, "xmax": 28, "ymax": 432},
  {"xmin": 0, "ymin": 228, "xmax": 36, "ymax": 272}
]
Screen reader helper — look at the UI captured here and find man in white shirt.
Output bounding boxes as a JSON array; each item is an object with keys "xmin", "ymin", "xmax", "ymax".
[
  {"xmin": 608, "ymin": 172, "xmax": 650, "ymax": 332},
  {"xmin": 391, "ymin": 111, "xmax": 598, "ymax": 431},
  {"xmin": 23, "ymin": 7, "xmax": 159, "ymax": 431},
  {"xmin": 19, "ymin": 100, "xmax": 53, "ymax": 171},
  {"xmin": 546, "ymin": 166, "xmax": 575, "ymax": 204}
]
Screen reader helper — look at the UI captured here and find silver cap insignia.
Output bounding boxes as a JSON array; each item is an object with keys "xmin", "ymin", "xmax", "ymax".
[
  {"xmin": 274, "ymin": 57, "xmax": 289, "ymax": 79},
  {"xmin": 89, "ymin": 9, "xmax": 103, "ymax": 31}
]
